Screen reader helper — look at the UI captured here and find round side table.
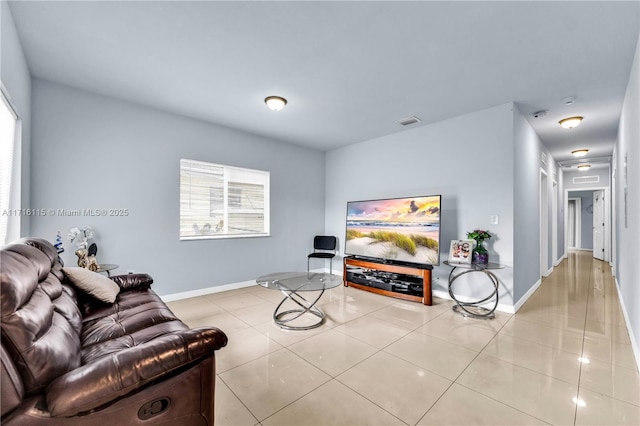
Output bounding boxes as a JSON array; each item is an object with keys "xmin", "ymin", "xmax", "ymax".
[{"xmin": 443, "ymin": 261, "xmax": 503, "ymax": 320}]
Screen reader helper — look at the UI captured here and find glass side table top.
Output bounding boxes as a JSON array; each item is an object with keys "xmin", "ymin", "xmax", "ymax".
[
  {"xmin": 256, "ymin": 272, "xmax": 342, "ymax": 292},
  {"xmin": 443, "ymin": 261, "xmax": 504, "ymax": 271}
]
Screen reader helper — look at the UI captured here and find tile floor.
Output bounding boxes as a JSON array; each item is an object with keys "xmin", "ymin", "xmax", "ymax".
[{"xmin": 167, "ymin": 251, "xmax": 640, "ymax": 425}]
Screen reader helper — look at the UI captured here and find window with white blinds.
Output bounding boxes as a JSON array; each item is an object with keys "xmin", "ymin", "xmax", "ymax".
[{"xmin": 180, "ymin": 159, "xmax": 270, "ymax": 240}]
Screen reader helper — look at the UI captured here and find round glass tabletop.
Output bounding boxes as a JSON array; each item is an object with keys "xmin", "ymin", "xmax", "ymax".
[{"xmin": 256, "ymin": 272, "xmax": 342, "ymax": 292}]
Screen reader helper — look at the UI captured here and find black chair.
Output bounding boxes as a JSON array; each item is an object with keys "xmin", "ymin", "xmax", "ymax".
[{"xmin": 307, "ymin": 236, "xmax": 337, "ymax": 275}]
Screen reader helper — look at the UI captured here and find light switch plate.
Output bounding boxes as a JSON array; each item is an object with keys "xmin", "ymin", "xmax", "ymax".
[{"xmin": 491, "ymin": 215, "xmax": 499, "ymax": 225}]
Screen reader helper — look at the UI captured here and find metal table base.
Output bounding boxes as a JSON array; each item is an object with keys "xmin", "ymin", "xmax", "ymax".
[
  {"xmin": 273, "ymin": 284, "xmax": 327, "ymax": 330},
  {"xmin": 257, "ymin": 272, "xmax": 341, "ymax": 331},
  {"xmin": 444, "ymin": 261, "xmax": 502, "ymax": 320}
]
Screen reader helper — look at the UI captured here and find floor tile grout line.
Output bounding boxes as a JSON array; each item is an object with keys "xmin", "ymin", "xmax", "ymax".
[
  {"xmin": 216, "ymin": 372, "xmax": 261, "ymax": 425},
  {"xmin": 573, "ymin": 253, "xmax": 595, "ymax": 426}
]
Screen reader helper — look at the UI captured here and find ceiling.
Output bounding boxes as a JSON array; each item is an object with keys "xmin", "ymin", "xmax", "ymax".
[{"xmin": 7, "ymin": 1, "xmax": 640, "ymax": 167}]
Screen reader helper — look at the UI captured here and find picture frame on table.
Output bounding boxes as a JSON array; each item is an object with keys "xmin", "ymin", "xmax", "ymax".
[{"xmin": 448, "ymin": 240, "xmax": 474, "ymax": 264}]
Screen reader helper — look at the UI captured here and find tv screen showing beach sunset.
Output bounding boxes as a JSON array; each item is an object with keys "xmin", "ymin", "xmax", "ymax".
[{"xmin": 345, "ymin": 195, "xmax": 441, "ymax": 266}]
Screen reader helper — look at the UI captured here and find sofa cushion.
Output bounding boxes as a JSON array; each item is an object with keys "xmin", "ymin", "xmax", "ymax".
[
  {"xmin": 0, "ymin": 245, "xmax": 82, "ymax": 395},
  {"xmin": 63, "ymin": 267, "xmax": 120, "ymax": 304}
]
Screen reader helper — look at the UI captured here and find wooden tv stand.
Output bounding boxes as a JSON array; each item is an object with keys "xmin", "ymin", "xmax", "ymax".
[{"xmin": 343, "ymin": 257, "xmax": 432, "ymax": 305}]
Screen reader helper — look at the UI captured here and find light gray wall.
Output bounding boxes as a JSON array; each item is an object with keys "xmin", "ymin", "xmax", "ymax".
[
  {"xmin": 614, "ymin": 30, "xmax": 640, "ymax": 366},
  {"xmin": 325, "ymin": 103, "xmax": 515, "ymax": 307},
  {"xmin": 564, "ymin": 167, "xmax": 610, "ymax": 190},
  {"xmin": 568, "ymin": 190, "xmax": 594, "ymax": 250},
  {"xmin": 29, "ymin": 79, "xmax": 326, "ymax": 296},
  {"xmin": 1, "ymin": 1, "xmax": 31, "ymax": 237},
  {"xmin": 513, "ymin": 105, "xmax": 544, "ymax": 302}
]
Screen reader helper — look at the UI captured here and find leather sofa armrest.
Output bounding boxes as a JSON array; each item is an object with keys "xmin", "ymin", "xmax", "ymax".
[
  {"xmin": 45, "ymin": 327, "xmax": 228, "ymax": 417},
  {"xmin": 109, "ymin": 273, "xmax": 154, "ymax": 292}
]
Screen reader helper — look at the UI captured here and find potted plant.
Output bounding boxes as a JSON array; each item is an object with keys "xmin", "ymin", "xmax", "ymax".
[{"xmin": 467, "ymin": 229, "xmax": 491, "ymax": 264}]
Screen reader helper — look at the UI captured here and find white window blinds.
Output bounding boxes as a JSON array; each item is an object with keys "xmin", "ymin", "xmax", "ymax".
[{"xmin": 180, "ymin": 159, "xmax": 270, "ymax": 240}]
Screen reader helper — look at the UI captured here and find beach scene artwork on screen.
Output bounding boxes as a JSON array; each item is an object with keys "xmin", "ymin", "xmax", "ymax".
[{"xmin": 345, "ymin": 195, "xmax": 441, "ymax": 266}]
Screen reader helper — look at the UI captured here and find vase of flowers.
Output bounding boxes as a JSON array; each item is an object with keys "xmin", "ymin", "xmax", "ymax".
[{"xmin": 467, "ymin": 229, "xmax": 491, "ymax": 264}]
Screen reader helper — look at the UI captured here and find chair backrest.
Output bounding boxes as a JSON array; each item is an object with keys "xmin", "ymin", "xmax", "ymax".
[{"xmin": 313, "ymin": 236, "xmax": 336, "ymax": 251}]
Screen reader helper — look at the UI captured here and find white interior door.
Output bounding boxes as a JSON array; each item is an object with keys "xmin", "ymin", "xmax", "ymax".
[{"xmin": 593, "ymin": 190, "xmax": 605, "ymax": 260}]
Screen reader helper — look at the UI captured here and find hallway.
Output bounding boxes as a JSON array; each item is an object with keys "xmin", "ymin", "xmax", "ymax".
[{"xmin": 513, "ymin": 250, "xmax": 639, "ymax": 424}]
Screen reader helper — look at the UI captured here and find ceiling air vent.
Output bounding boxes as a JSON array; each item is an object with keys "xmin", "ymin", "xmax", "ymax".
[
  {"xmin": 573, "ymin": 176, "xmax": 600, "ymax": 184},
  {"xmin": 396, "ymin": 116, "xmax": 421, "ymax": 126}
]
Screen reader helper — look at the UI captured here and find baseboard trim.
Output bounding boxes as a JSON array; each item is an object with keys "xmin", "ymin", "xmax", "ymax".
[
  {"xmin": 160, "ymin": 268, "xmax": 343, "ymax": 302},
  {"xmin": 160, "ymin": 280, "xmax": 256, "ymax": 302},
  {"xmin": 614, "ymin": 276, "xmax": 640, "ymax": 373},
  {"xmin": 513, "ymin": 277, "xmax": 542, "ymax": 313}
]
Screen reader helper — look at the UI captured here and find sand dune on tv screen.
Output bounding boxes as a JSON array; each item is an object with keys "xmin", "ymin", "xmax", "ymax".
[{"xmin": 346, "ymin": 237, "xmax": 438, "ymax": 264}]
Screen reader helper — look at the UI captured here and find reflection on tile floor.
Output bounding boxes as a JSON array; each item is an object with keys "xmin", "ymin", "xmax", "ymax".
[{"xmin": 167, "ymin": 251, "xmax": 640, "ymax": 425}]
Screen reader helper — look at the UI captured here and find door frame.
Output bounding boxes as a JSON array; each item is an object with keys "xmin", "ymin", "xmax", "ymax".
[
  {"xmin": 540, "ymin": 169, "xmax": 550, "ymax": 277},
  {"xmin": 567, "ymin": 197, "xmax": 582, "ymax": 249},
  {"xmin": 565, "ymin": 186, "xmax": 610, "ymax": 261},
  {"xmin": 593, "ymin": 189, "xmax": 605, "ymax": 260}
]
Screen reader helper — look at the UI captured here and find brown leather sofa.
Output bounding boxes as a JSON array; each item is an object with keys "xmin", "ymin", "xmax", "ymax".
[{"xmin": 1, "ymin": 238, "xmax": 227, "ymax": 425}]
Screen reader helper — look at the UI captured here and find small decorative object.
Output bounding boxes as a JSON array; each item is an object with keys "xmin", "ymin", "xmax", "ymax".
[
  {"xmin": 53, "ymin": 231, "xmax": 64, "ymax": 254},
  {"xmin": 86, "ymin": 255, "xmax": 100, "ymax": 272},
  {"xmin": 467, "ymin": 229, "xmax": 492, "ymax": 264},
  {"xmin": 68, "ymin": 226, "xmax": 95, "ymax": 268},
  {"xmin": 448, "ymin": 240, "xmax": 473, "ymax": 264},
  {"xmin": 75, "ymin": 248, "xmax": 89, "ymax": 268}
]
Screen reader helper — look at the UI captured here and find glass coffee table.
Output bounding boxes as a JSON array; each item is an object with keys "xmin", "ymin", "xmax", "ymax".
[{"xmin": 256, "ymin": 272, "xmax": 342, "ymax": 330}]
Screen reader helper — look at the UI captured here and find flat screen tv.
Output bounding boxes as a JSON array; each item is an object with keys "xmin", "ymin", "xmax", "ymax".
[{"xmin": 345, "ymin": 195, "xmax": 441, "ymax": 267}]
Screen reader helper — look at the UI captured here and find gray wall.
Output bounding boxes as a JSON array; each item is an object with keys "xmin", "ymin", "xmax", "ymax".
[
  {"xmin": 568, "ymin": 190, "xmax": 594, "ymax": 250},
  {"xmin": 29, "ymin": 80, "xmax": 326, "ymax": 296},
  {"xmin": 614, "ymin": 30, "xmax": 640, "ymax": 366},
  {"xmin": 564, "ymin": 167, "xmax": 610, "ymax": 190},
  {"xmin": 1, "ymin": 1, "xmax": 31, "ymax": 238},
  {"xmin": 325, "ymin": 103, "xmax": 516, "ymax": 308},
  {"xmin": 513, "ymin": 105, "xmax": 543, "ymax": 302}
]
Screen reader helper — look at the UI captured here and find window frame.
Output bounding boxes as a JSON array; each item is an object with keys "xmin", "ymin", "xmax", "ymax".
[{"xmin": 179, "ymin": 158, "xmax": 270, "ymax": 241}]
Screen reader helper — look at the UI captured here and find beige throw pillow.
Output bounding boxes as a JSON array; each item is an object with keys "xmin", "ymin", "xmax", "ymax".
[{"xmin": 62, "ymin": 267, "xmax": 120, "ymax": 304}]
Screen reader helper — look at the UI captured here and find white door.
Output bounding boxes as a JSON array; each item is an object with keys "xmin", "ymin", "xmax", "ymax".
[{"xmin": 593, "ymin": 190, "xmax": 605, "ymax": 260}]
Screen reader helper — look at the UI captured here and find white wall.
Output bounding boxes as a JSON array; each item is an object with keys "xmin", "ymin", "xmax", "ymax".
[
  {"xmin": 326, "ymin": 103, "xmax": 516, "ymax": 308},
  {"xmin": 614, "ymin": 31, "xmax": 640, "ymax": 366},
  {"xmin": 29, "ymin": 80, "xmax": 326, "ymax": 296},
  {"xmin": 1, "ymin": 0, "xmax": 31, "ymax": 238}
]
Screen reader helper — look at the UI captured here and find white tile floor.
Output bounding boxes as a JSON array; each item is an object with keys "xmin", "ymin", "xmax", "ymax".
[{"xmin": 167, "ymin": 251, "xmax": 640, "ymax": 425}]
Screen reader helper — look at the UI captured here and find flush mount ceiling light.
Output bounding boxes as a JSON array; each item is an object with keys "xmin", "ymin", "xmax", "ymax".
[
  {"xmin": 264, "ymin": 96, "xmax": 287, "ymax": 112},
  {"xmin": 572, "ymin": 149, "xmax": 589, "ymax": 157},
  {"xmin": 559, "ymin": 116, "xmax": 583, "ymax": 129},
  {"xmin": 577, "ymin": 164, "xmax": 591, "ymax": 171}
]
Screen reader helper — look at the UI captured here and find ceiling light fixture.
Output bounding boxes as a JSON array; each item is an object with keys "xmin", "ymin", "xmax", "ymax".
[
  {"xmin": 572, "ymin": 149, "xmax": 589, "ymax": 157},
  {"xmin": 577, "ymin": 164, "xmax": 591, "ymax": 171},
  {"xmin": 559, "ymin": 116, "xmax": 583, "ymax": 129},
  {"xmin": 264, "ymin": 96, "xmax": 287, "ymax": 112}
]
